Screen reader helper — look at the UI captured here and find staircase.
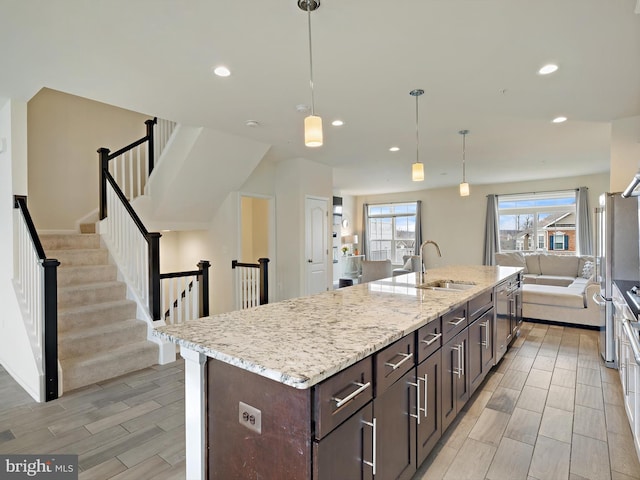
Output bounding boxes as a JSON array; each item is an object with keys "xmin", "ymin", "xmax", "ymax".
[{"xmin": 40, "ymin": 229, "xmax": 158, "ymax": 393}]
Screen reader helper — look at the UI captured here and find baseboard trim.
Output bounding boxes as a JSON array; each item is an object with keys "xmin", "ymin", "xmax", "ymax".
[{"xmin": 523, "ymin": 317, "xmax": 601, "ymax": 331}]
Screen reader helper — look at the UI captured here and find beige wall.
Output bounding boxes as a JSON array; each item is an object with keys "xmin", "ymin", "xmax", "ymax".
[
  {"xmin": 27, "ymin": 88, "xmax": 150, "ymax": 230},
  {"xmin": 356, "ymin": 173, "xmax": 609, "ymax": 269},
  {"xmin": 240, "ymin": 196, "xmax": 269, "ymax": 262},
  {"xmin": 610, "ymin": 115, "xmax": 640, "ymax": 192}
]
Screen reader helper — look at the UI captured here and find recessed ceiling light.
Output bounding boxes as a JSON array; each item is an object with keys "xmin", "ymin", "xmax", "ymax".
[
  {"xmin": 552, "ymin": 116, "xmax": 568, "ymax": 123},
  {"xmin": 213, "ymin": 66, "xmax": 231, "ymax": 77},
  {"xmin": 389, "ymin": 146, "xmax": 400, "ymax": 152},
  {"xmin": 538, "ymin": 64, "xmax": 559, "ymax": 75},
  {"xmin": 331, "ymin": 120, "xmax": 344, "ymax": 127}
]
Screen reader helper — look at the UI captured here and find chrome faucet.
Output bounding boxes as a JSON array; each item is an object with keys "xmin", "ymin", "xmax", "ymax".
[{"xmin": 419, "ymin": 240, "xmax": 442, "ymax": 275}]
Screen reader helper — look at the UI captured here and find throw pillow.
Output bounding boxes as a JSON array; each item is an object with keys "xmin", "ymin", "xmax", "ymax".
[
  {"xmin": 403, "ymin": 258, "xmax": 413, "ymax": 270},
  {"xmin": 582, "ymin": 260, "xmax": 594, "ymax": 279}
]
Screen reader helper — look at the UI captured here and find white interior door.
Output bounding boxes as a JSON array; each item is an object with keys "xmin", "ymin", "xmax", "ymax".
[{"xmin": 305, "ymin": 196, "xmax": 329, "ymax": 295}]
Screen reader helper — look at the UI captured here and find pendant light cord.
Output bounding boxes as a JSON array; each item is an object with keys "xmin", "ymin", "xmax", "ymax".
[
  {"xmin": 462, "ymin": 132, "xmax": 466, "ymax": 182},
  {"xmin": 307, "ymin": 3, "xmax": 316, "ymax": 116},
  {"xmin": 415, "ymin": 94, "xmax": 420, "ymax": 164}
]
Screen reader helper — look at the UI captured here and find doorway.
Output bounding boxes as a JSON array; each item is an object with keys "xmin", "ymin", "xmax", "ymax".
[
  {"xmin": 239, "ymin": 194, "xmax": 275, "ymax": 302},
  {"xmin": 305, "ymin": 196, "xmax": 329, "ymax": 295}
]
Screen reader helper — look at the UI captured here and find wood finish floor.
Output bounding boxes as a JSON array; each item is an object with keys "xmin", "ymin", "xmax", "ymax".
[{"xmin": 0, "ymin": 322, "xmax": 639, "ymax": 479}]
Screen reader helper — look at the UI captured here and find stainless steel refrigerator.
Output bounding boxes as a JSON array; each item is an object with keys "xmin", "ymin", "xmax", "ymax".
[{"xmin": 594, "ymin": 193, "xmax": 640, "ymax": 366}]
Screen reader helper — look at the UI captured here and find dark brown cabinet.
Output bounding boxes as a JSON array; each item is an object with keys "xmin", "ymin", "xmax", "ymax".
[
  {"xmin": 468, "ymin": 308, "xmax": 494, "ymax": 395},
  {"xmin": 442, "ymin": 327, "xmax": 469, "ymax": 432},
  {"xmin": 416, "ymin": 349, "xmax": 442, "ymax": 466},
  {"xmin": 374, "ymin": 368, "xmax": 417, "ymax": 480},
  {"xmin": 313, "ymin": 402, "xmax": 374, "ymax": 480}
]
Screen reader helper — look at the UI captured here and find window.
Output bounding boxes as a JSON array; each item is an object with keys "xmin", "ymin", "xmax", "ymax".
[
  {"xmin": 498, "ymin": 190, "xmax": 576, "ymax": 254},
  {"xmin": 367, "ymin": 202, "xmax": 417, "ymax": 264}
]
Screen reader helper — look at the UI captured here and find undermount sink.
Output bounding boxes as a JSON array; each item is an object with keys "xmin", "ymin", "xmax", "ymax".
[{"xmin": 416, "ymin": 279, "xmax": 476, "ymax": 291}]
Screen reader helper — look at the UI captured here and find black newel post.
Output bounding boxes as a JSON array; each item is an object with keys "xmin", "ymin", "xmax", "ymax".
[
  {"xmin": 258, "ymin": 258, "xmax": 270, "ymax": 305},
  {"xmin": 98, "ymin": 148, "xmax": 110, "ymax": 220},
  {"xmin": 146, "ymin": 118, "xmax": 157, "ymax": 175},
  {"xmin": 198, "ymin": 260, "xmax": 211, "ymax": 317},
  {"xmin": 148, "ymin": 232, "xmax": 161, "ymax": 320},
  {"xmin": 43, "ymin": 258, "xmax": 60, "ymax": 401}
]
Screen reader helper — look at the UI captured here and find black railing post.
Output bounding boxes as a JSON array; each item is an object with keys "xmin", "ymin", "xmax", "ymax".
[
  {"xmin": 98, "ymin": 147, "xmax": 110, "ymax": 220},
  {"xmin": 258, "ymin": 258, "xmax": 270, "ymax": 305},
  {"xmin": 146, "ymin": 118, "xmax": 157, "ymax": 175},
  {"xmin": 148, "ymin": 232, "xmax": 162, "ymax": 320},
  {"xmin": 43, "ymin": 258, "xmax": 60, "ymax": 401},
  {"xmin": 198, "ymin": 260, "xmax": 210, "ymax": 317}
]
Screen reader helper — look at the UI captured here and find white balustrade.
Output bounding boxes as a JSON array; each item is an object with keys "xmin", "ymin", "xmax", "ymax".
[
  {"xmin": 13, "ymin": 209, "xmax": 44, "ymax": 353},
  {"xmin": 235, "ymin": 266, "xmax": 261, "ymax": 310},
  {"xmin": 161, "ymin": 275, "xmax": 200, "ymax": 325},
  {"xmin": 154, "ymin": 118, "xmax": 176, "ymax": 161},
  {"xmin": 103, "ymin": 181, "xmax": 149, "ymax": 309}
]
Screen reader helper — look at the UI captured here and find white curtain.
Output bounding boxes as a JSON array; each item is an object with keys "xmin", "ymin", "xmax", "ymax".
[
  {"xmin": 576, "ymin": 186, "xmax": 593, "ymax": 256},
  {"xmin": 483, "ymin": 195, "xmax": 500, "ymax": 265}
]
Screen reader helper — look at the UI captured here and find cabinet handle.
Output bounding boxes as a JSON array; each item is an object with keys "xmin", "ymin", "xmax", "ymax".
[
  {"xmin": 418, "ymin": 374, "xmax": 428, "ymax": 419},
  {"xmin": 461, "ymin": 342, "xmax": 465, "ymax": 376},
  {"xmin": 384, "ymin": 352, "xmax": 413, "ymax": 370},
  {"xmin": 421, "ymin": 332, "xmax": 442, "ymax": 346},
  {"xmin": 452, "ymin": 345, "xmax": 462, "ymax": 378},
  {"xmin": 332, "ymin": 381, "xmax": 371, "ymax": 408},
  {"xmin": 480, "ymin": 320, "xmax": 489, "ymax": 349},
  {"xmin": 362, "ymin": 418, "xmax": 376, "ymax": 475},
  {"xmin": 448, "ymin": 316, "xmax": 466, "ymax": 326},
  {"xmin": 408, "ymin": 379, "xmax": 421, "ymax": 425}
]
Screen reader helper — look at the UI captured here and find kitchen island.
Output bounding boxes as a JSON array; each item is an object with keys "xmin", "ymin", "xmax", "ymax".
[{"xmin": 153, "ymin": 265, "xmax": 522, "ymax": 480}]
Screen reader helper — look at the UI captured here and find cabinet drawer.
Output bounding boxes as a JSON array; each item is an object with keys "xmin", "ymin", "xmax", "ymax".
[
  {"xmin": 417, "ymin": 318, "xmax": 443, "ymax": 363},
  {"xmin": 313, "ymin": 357, "xmax": 373, "ymax": 440},
  {"xmin": 375, "ymin": 334, "xmax": 416, "ymax": 395},
  {"xmin": 469, "ymin": 290, "xmax": 493, "ymax": 321},
  {"xmin": 442, "ymin": 305, "xmax": 467, "ymax": 343}
]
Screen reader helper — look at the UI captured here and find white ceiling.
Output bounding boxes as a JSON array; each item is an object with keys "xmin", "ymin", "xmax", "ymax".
[{"xmin": 1, "ymin": 0, "xmax": 639, "ymax": 195}]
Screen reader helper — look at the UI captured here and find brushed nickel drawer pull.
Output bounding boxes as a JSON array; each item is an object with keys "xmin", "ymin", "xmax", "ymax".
[
  {"xmin": 448, "ymin": 316, "xmax": 466, "ymax": 326},
  {"xmin": 384, "ymin": 352, "xmax": 413, "ymax": 370},
  {"xmin": 417, "ymin": 374, "xmax": 428, "ymax": 418},
  {"xmin": 480, "ymin": 320, "xmax": 489, "ymax": 348},
  {"xmin": 421, "ymin": 332, "xmax": 442, "ymax": 346},
  {"xmin": 332, "ymin": 381, "xmax": 371, "ymax": 408},
  {"xmin": 362, "ymin": 418, "xmax": 377, "ymax": 475}
]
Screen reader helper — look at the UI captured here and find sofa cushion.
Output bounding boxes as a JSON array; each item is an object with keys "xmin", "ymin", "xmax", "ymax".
[
  {"xmin": 538, "ymin": 254, "xmax": 580, "ymax": 277},
  {"xmin": 524, "ymin": 254, "xmax": 541, "ymax": 275},
  {"xmin": 522, "ymin": 274, "xmax": 538, "ymax": 284},
  {"xmin": 523, "ymin": 284, "xmax": 586, "ymax": 309},
  {"xmin": 495, "ymin": 252, "xmax": 527, "ymax": 273},
  {"xmin": 535, "ymin": 275, "xmax": 576, "ymax": 287}
]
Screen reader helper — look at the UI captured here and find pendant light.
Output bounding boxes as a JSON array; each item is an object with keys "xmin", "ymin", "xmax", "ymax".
[
  {"xmin": 410, "ymin": 89, "xmax": 425, "ymax": 182},
  {"xmin": 458, "ymin": 129, "xmax": 470, "ymax": 197},
  {"xmin": 298, "ymin": 0, "xmax": 323, "ymax": 147}
]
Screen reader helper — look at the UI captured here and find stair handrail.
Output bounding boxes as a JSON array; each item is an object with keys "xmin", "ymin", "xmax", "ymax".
[
  {"xmin": 232, "ymin": 258, "xmax": 269, "ymax": 309},
  {"xmin": 13, "ymin": 195, "xmax": 60, "ymax": 401},
  {"xmin": 160, "ymin": 260, "xmax": 210, "ymax": 324},
  {"xmin": 98, "ymin": 118, "xmax": 207, "ymax": 323}
]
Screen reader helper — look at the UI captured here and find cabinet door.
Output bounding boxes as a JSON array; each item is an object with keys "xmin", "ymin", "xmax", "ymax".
[
  {"xmin": 374, "ymin": 369, "xmax": 417, "ymax": 480},
  {"xmin": 313, "ymin": 402, "xmax": 374, "ymax": 480},
  {"xmin": 480, "ymin": 309, "xmax": 495, "ymax": 373},
  {"xmin": 442, "ymin": 329, "xmax": 468, "ymax": 432},
  {"xmin": 468, "ymin": 317, "xmax": 484, "ymax": 395},
  {"xmin": 416, "ymin": 350, "xmax": 442, "ymax": 466}
]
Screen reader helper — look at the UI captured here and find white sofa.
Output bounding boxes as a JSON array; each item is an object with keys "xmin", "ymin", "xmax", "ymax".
[{"xmin": 495, "ymin": 252, "xmax": 602, "ymax": 328}]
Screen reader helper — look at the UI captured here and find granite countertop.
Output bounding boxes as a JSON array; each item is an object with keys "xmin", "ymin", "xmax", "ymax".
[{"xmin": 152, "ymin": 265, "xmax": 521, "ymax": 389}]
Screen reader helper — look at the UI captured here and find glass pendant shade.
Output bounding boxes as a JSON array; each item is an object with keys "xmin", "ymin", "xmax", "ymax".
[
  {"xmin": 304, "ymin": 115, "xmax": 323, "ymax": 147},
  {"xmin": 459, "ymin": 182, "xmax": 470, "ymax": 197},
  {"xmin": 412, "ymin": 162, "xmax": 424, "ymax": 182}
]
